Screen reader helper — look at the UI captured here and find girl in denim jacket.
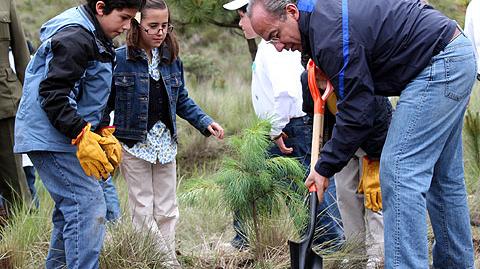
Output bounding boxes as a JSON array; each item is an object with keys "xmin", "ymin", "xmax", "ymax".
[{"xmin": 100, "ymin": 0, "xmax": 224, "ymax": 265}]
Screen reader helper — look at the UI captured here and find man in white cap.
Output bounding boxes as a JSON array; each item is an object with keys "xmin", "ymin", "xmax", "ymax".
[{"xmin": 223, "ymin": 0, "xmax": 344, "ymax": 250}]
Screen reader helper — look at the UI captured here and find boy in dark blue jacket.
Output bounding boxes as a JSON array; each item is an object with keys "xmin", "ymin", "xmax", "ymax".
[
  {"xmin": 14, "ymin": 1, "xmax": 142, "ymax": 268},
  {"xmin": 248, "ymin": 0, "xmax": 476, "ymax": 267}
]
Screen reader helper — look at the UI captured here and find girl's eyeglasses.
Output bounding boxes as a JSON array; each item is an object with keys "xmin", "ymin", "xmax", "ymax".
[{"xmin": 139, "ymin": 24, "xmax": 174, "ymax": 35}]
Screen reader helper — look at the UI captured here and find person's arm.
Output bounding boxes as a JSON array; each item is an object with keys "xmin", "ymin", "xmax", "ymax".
[
  {"xmin": 465, "ymin": 0, "xmax": 480, "ymax": 80},
  {"xmin": 300, "ymin": 70, "xmax": 314, "ymax": 115},
  {"xmin": 472, "ymin": 2, "xmax": 480, "ymax": 80},
  {"xmin": 38, "ymin": 27, "xmax": 95, "ymax": 139},
  {"xmin": 305, "ymin": 42, "xmax": 377, "ymax": 203},
  {"xmin": 98, "ymin": 80, "xmax": 116, "ymax": 130},
  {"xmin": 313, "ymin": 43, "xmax": 377, "ymax": 178},
  {"xmin": 9, "ymin": 0, "xmax": 29, "ymax": 83},
  {"xmin": 174, "ymin": 59, "xmax": 214, "ymax": 136},
  {"xmin": 263, "ymin": 49, "xmax": 304, "ymax": 139},
  {"xmin": 262, "ymin": 49, "xmax": 305, "ymax": 153}
]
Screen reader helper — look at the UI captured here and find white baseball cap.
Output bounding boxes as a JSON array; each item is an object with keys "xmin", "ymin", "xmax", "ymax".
[{"xmin": 223, "ymin": 0, "xmax": 249, "ymax": 11}]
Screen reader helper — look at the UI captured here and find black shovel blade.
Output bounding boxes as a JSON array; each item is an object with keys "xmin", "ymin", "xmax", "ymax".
[
  {"xmin": 288, "ymin": 191, "xmax": 323, "ymax": 269},
  {"xmin": 309, "ymin": 252, "xmax": 323, "ymax": 269},
  {"xmin": 289, "ymin": 240, "xmax": 323, "ymax": 269}
]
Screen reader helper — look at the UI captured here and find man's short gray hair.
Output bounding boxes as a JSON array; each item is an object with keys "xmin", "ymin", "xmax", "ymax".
[{"xmin": 247, "ymin": 0, "xmax": 296, "ymax": 18}]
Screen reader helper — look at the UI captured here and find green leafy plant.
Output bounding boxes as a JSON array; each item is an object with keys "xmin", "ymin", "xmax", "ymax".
[{"xmin": 180, "ymin": 120, "xmax": 307, "ymax": 263}]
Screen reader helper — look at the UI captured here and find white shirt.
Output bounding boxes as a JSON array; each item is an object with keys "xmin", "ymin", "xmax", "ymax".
[
  {"xmin": 9, "ymin": 51, "xmax": 34, "ymax": 167},
  {"xmin": 251, "ymin": 40, "xmax": 305, "ymax": 138},
  {"xmin": 465, "ymin": 0, "xmax": 480, "ymax": 74}
]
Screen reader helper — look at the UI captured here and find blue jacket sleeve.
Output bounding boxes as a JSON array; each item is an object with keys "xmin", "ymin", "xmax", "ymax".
[
  {"xmin": 174, "ymin": 59, "xmax": 213, "ymax": 137},
  {"xmin": 98, "ymin": 80, "xmax": 116, "ymax": 130},
  {"xmin": 38, "ymin": 27, "xmax": 92, "ymax": 139},
  {"xmin": 314, "ymin": 43, "xmax": 378, "ymax": 178}
]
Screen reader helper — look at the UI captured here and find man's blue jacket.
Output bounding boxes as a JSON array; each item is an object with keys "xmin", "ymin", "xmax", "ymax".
[{"xmin": 297, "ymin": 0, "xmax": 456, "ymax": 177}]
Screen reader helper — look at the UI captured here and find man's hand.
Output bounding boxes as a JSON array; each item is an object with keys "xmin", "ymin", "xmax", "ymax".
[
  {"xmin": 274, "ymin": 132, "xmax": 293, "ymax": 154},
  {"xmin": 207, "ymin": 122, "xmax": 225, "ymax": 140},
  {"xmin": 305, "ymin": 168, "xmax": 329, "ymax": 202}
]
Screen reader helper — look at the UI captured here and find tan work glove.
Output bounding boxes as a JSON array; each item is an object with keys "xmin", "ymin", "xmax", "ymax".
[
  {"xmin": 359, "ymin": 156, "xmax": 382, "ymax": 212},
  {"xmin": 98, "ymin": 126, "xmax": 122, "ymax": 169},
  {"xmin": 72, "ymin": 123, "xmax": 115, "ymax": 180}
]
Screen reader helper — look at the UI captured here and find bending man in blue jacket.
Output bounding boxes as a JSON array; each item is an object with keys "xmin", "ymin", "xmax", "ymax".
[{"xmin": 248, "ymin": 0, "xmax": 476, "ymax": 268}]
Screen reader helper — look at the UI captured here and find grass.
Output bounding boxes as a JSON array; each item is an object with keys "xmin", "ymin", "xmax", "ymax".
[
  {"xmin": 101, "ymin": 219, "xmax": 171, "ymax": 268},
  {"xmin": 0, "ymin": 181, "xmax": 52, "ymax": 268}
]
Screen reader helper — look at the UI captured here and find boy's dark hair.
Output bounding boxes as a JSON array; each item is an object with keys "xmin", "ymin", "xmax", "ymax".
[
  {"xmin": 87, "ymin": 0, "xmax": 144, "ymax": 15},
  {"xmin": 126, "ymin": 0, "xmax": 179, "ymax": 64}
]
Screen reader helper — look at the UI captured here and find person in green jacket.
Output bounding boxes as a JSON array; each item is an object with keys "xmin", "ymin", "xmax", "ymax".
[{"xmin": 0, "ymin": 0, "xmax": 31, "ymax": 221}]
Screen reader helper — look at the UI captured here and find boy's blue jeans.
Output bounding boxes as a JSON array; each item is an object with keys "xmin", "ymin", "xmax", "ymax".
[
  {"xmin": 100, "ymin": 176, "xmax": 121, "ymax": 222},
  {"xmin": 23, "ymin": 165, "xmax": 39, "ymax": 208},
  {"xmin": 29, "ymin": 151, "xmax": 106, "ymax": 269},
  {"xmin": 381, "ymin": 34, "xmax": 476, "ymax": 269}
]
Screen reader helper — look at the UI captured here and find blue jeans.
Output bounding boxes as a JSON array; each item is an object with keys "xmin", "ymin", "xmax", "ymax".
[
  {"xmin": 29, "ymin": 151, "xmax": 106, "ymax": 269},
  {"xmin": 23, "ymin": 166, "xmax": 39, "ymax": 208},
  {"xmin": 100, "ymin": 176, "xmax": 121, "ymax": 222},
  {"xmin": 313, "ymin": 178, "xmax": 344, "ymax": 249},
  {"xmin": 380, "ymin": 34, "xmax": 476, "ymax": 269}
]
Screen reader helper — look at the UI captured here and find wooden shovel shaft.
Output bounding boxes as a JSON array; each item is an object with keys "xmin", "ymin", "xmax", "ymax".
[
  {"xmin": 308, "ymin": 64, "xmax": 334, "ymax": 178},
  {"xmin": 310, "ymin": 113, "xmax": 324, "ymax": 174}
]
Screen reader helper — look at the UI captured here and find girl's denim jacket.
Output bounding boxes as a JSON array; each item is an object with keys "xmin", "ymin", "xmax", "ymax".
[{"xmin": 100, "ymin": 45, "xmax": 213, "ymax": 143}]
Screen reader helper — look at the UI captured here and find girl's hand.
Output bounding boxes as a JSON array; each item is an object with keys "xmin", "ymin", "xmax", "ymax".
[{"xmin": 207, "ymin": 122, "xmax": 224, "ymax": 140}]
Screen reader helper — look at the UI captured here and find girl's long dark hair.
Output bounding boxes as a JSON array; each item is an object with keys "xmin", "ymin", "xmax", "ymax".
[{"xmin": 126, "ymin": 0, "xmax": 179, "ymax": 64}]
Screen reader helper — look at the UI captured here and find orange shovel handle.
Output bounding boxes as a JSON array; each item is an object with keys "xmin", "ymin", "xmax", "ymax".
[
  {"xmin": 307, "ymin": 59, "xmax": 335, "ymax": 191},
  {"xmin": 307, "ymin": 60, "xmax": 323, "ymax": 114}
]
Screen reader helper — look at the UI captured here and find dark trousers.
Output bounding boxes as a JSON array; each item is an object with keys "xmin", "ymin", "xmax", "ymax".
[
  {"xmin": 0, "ymin": 117, "xmax": 31, "ymax": 210},
  {"xmin": 23, "ymin": 165, "xmax": 39, "ymax": 208}
]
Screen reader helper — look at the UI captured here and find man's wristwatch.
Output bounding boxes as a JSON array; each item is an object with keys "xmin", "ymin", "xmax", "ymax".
[{"xmin": 477, "ymin": 73, "xmax": 480, "ymax": 81}]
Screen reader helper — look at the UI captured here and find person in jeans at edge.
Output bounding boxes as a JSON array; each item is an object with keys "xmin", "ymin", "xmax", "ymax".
[
  {"xmin": 248, "ymin": 0, "xmax": 476, "ymax": 268},
  {"xmin": 223, "ymin": 0, "xmax": 344, "ymax": 251},
  {"xmin": 14, "ymin": 0, "xmax": 142, "ymax": 268},
  {"xmin": 300, "ymin": 63, "xmax": 392, "ymax": 268},
  {"xmin": 100, "ymin": 0, "xmax": 224, "ymax": 266}
]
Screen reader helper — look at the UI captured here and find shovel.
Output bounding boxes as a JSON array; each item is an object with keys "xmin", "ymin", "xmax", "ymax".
[{"xmin": 289, "ymin": 59, "xmax": 334, "ymax": 269}]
